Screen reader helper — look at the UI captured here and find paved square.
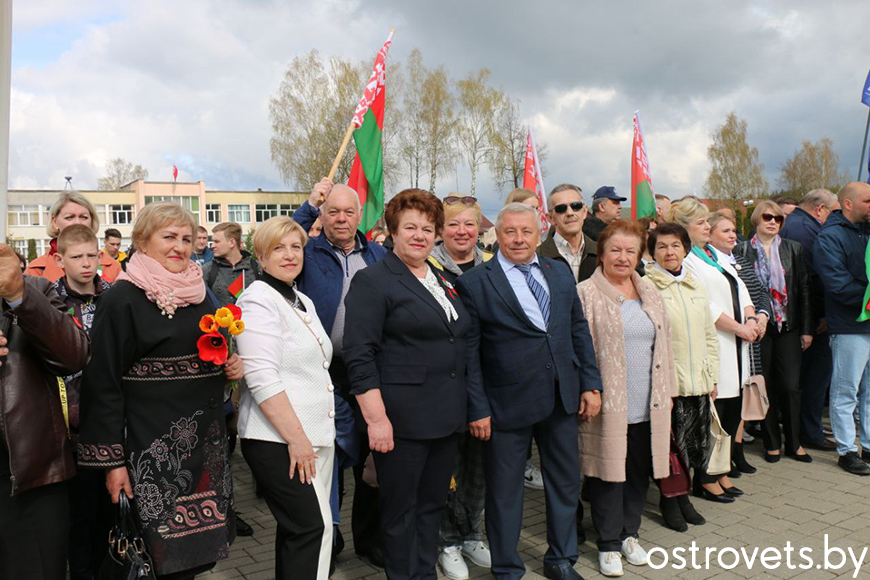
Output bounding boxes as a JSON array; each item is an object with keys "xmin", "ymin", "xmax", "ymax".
[{"xmin": 207, "ymin": 441, "xmax": 870, "ymax": 579}]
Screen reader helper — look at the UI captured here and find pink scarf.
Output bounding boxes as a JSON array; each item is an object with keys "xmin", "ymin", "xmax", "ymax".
[{"xmin": 116, "ymin": 252, "xmax": 206, "ymax": 318}]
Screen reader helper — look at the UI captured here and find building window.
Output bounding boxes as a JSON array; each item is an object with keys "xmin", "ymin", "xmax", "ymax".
[
  {"xmin": 228, "ymin": 204, "xmax": 251, "ymax": 223},
  {"xmin": 206, "ymin": 204, "xmax": 222, "ymax": 223},
  {"xmin": 7, "ymin": 205, "xmax": 42, "ymax": 226},
  {"xmin": 255, "ymin": 203, "xmax": 295, "ymax": 222},
  {"xmin": 12, "ymin": 239, "xmax": 27, "ymax": 256},
  {"xmin": 110, "ymin": 204, "xmax": 134, "ymax": 225},
  {"xmin": 144, "ymin": 196, "xmax": 200, "ymax": 220}
]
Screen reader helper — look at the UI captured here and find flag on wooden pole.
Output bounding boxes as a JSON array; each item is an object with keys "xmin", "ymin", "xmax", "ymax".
[
  {"xmin": 522, "ymin": 128, "xmax": 549, "ymax": 232},
  {"xmin": 631, "ymin": 111, "xmax": 656, "ymax": 220},
  {"xmin": 348, "ymin": 31, "xmax": 393, "ymax": 234}
]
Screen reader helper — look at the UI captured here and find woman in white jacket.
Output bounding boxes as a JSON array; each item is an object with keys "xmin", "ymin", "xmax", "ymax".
[
  {"xmin": 669, "ymin": 199, "xmax": 761, "ymax": 504},
  {"xmin": 235, "ymin": 216, "xmax": 335, "ymax": 580}
]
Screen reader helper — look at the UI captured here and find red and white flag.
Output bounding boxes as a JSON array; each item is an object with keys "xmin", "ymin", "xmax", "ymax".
[
  {"xmin": 172, "ymin": 165, "xmax": 178, "ymax": 182},
  {"xmin": 522, "ymin": 128, "xmax": 549, "ymax": 232}
]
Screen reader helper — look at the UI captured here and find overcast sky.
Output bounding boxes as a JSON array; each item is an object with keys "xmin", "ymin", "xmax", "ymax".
[{"xmin": 9, "ymin": 0, "xmax": 870, "ymax": 218}]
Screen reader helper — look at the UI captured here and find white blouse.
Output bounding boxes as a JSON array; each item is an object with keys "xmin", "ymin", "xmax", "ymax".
[{"xmin": 417, "ymin": 269, "xmax": 458, "ymax": 322}]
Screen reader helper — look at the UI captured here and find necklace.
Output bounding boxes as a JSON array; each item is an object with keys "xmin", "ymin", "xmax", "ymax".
[{"xmin": 284, "ymin": 292, "xmax": 329, "ymax": 362}]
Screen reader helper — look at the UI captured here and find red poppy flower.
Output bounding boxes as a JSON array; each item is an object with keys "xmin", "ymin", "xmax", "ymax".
[
  {"xmin": 226, "ymin": 304, "xmax": 242, "ymax": 320},
  {"xmin": 197, "ymin": 333, "xmax": 228, "ymax": 365}
]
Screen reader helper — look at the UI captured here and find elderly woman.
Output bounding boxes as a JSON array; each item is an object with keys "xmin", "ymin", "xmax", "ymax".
[
  {"xmin": 234, "ymin": 216, "xmax": 335, "ymax": 579},
  {"xmin": 734, "ymin": 200, "xmax": 813, "ymax": 463},
  {"xmin": 343, "ymin": 189, "xmax": 470, "ymax": 580},
  {"xmin": 644, "ymin": 223, "xmax": 718, "ymax": 533},
  {"xmin": 577, "ymin": 219, "xmax": 677, "ymax": 577},
  {"xmin": 427, "ymin": 194, "xmax": 493, "ymax": 577},
  {"xmin": 709, "ymin": 212, "xmax": 773, "ymax": 474},
  {"xmin": 78, "ymin": 202, "xmax": 240, "ymax": 579},
  {"xmin": 669, "ymin": 199, "xmax": 758, "ymax": 503},
  {"xmin": 25, "ymin": 191, "xmax": 121, "ymax": 282}
]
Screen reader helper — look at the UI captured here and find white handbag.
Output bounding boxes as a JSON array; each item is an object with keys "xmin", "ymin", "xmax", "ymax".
[{"xmin": 707, "ymin": 396, "xmax": 732, "ymax": 476}]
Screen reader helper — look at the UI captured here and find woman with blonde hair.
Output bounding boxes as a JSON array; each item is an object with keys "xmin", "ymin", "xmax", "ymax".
[
  {"xmin": 79, "ymin": 202, "xmax": 241, "ymax": 579},
  {"xmin": 234, "ymin": 216, "xmax": 337, "ymax": 579},
  {"xmin": 25, "ymin": 191, "xmax": 121, "ymax": 282}
]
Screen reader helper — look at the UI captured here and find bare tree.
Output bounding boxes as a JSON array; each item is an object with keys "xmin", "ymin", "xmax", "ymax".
[
  {"xmin": 456, "ymin": 69, "xmax": 502, "ymax": 196},
  {"xmin": 98, "ymin": 158, "xmax": 149, "ymax": 190},
  {"xmin": 489, "ymin": 98, "xmax": 525, "ymax": 191},
  {"xmin": 421, "ymin": 66, "xmax": 458, "ymax": 194},
  {"xmin": 778, "ymin": 138, "xmax": 850, "ymax": 194},
  {"xmin": 269, "ymin": 51, "xmax": 368, "ymax": 191},
  {"xmin": 705, "ymin": 112, "xmax": 768, "ymax": 210},
  {"xmin": 399, "ymin": 49, "xmax": 428, "ymax": 190}
]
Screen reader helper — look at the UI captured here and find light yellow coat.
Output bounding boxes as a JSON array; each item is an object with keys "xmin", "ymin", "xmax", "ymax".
[{"xmin": 644, "ymin": 265, "xmax": 720, "ymax": 397}]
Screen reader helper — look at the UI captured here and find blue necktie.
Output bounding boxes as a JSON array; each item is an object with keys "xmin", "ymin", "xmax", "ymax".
[{"xmin": 515, "ymin": 263, "xmax": 550, "ymax": 326}]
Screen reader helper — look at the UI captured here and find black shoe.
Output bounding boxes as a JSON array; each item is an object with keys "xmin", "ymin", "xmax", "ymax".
[
  {"xmin": 543, "ymin": 562, "xmax": 583, "ymax": 580},
  {"xmin": 235, "ymin": 514, "xmax": 254, "ymax": 537},
  {"xmin": 677, "ymin": 495, "xmax": 706, "ymax": 526},
  {"xmin": 659, "ymin": 496, "xmax": 688, "ymax": 532},
  {"xmin": 764, "ymin": 452, "xmax": 781, "ymax": 464},
  {"xmin": 803, "ymin": 438, "xmax": 837, "ymax": 451},
  {"xmin": 577, "ymin": 525, "xmax": 586, "ymax": 546},
  {"xmin": 356, "ymin": 546, "xmax": 385, "ymax": 568},
  {"xmin": 693, "ymin": 484, "xmax": 736, "ymax": 504},
  {"xmin": 728, "ymin": 466, "xmax": 742, "ymax": 479},
  {"xmin": 733, "ymin": 442, "xmax": 757, "ymax": 474},
  {"xmin": 785, "ymin": 451, "xmax": 813, "ymax": 463},
  {"xmin": 838, "ymin": 452, "xmax": 870, "ymax": 476},
  {"xmin": 862, "ymin": 449, "xmax": 870, "ymax": 464},
  {"xmin": 333, "ymin": 526, "xmax": 344, "ymax": 557},
  {"xmin": 721, "ymin": 485, "xmax": 744, "ymax": 497}
]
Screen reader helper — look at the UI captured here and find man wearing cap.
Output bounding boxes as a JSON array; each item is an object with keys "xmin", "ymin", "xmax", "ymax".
[{"xmin": 583, "ymin": 186, "xmax": 626, "ymax": 241}]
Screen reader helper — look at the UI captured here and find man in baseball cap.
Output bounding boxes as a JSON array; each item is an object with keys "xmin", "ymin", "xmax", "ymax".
[{"xmin": 583, "ymin": 186, "xmax": 627, "ymax": 241}]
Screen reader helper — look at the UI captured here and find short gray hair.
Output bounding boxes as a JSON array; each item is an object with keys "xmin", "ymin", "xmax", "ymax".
[
  {"xmin": 591, "ymin": 197, "xmax": 608, "ymax": 215},
  {"xmin": 496, "ymin": 202, "xmax": 539, "ymax": 231},
  {"xmin": 547, "ymin": 183, "xmax": 582, "ymax": 209},
  {"xmin": 800, "ymin": 189, "xmax": 837, "ymax": 210}
]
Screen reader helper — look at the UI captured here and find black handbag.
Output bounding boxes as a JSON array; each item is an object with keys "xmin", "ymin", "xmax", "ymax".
[{"xmin": 98, "ymin": 491, "xmax": 157, "ymax": 580}]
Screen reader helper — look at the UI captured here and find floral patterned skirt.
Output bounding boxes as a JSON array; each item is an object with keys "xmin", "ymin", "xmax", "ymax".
[{"xmin": 672, "ymin": 395, "xmax": 711, "ymax": 470}]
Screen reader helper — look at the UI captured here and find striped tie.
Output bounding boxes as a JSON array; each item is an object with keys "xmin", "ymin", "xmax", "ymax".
[{"xmin": 516, "ymin": 263, "xmax": 550, "ymax": 327}]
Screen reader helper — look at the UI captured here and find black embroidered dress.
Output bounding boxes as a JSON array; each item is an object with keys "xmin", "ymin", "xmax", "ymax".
[{"xmin": 78, "ymin": 281, "xmax": 235, "ymax": 576}]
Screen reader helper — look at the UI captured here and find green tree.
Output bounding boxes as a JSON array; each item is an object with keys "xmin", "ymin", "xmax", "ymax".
[
  {"xmin": 421, "ymin": 66, "xmax": 458, "ymax": 194},
  {"xmin": 27, "ymin": 239, "xmax": 37, "ymax": 262},
  {"xmin": 98, "ymin": 158, "xmax": 149, "ymax": 190},
  {"xmin": 705, "ymin": 112, "xmax": 768, "ymax": 211},
  {"xmin": 245, "ymin": 228, "xmax": 255, "ymax": 255}
]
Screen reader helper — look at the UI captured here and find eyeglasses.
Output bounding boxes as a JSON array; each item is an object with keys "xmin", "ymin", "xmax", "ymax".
[
  {"xmin": 553, "ymin": 202, "xmax": 585, "ymax": 214},
  {"xmin": 761, "ymin": 213, "xmax": 784, "ymax": 225},
  {"xmin": 444, "ymin": 196, "xmax": 477, "ymax": 206}
]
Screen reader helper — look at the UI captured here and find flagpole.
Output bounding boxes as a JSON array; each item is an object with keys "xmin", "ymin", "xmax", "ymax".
[
  {"xmin": 859, "ymin": 108, "xmax": 870, "ymax": 182},
  {"xmin": 327, "ymin": 122, "xmax": 356, "ymax": 182},
  {"xmin": 0, "ymin": 0, "xmax": 12, "ymax": 242}
]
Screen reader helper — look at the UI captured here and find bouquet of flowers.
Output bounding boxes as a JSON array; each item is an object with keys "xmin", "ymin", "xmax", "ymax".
[{"xmin": 197, "ymin": 304, "xmax": 245, "ymax": 389}]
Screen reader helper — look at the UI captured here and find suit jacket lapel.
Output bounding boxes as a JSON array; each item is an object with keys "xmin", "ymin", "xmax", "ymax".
[{"xmin": 485, "ymin": 259, "xmax": 540, "ymax": 332}]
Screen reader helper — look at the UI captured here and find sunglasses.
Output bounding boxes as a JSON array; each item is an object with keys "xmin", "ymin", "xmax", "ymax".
[
  {"xmin": 444, "ymin": 196, "xmax": 477, "ymax": 206},
  {"xmin": 553, "ymin": 202, "xmax": 585, "ymax": 214},
  {"xmin": 761, "ymin": 213, "xmax": 784, "ymax": 225}
]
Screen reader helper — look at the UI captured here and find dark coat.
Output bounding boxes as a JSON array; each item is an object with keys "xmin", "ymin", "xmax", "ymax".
[
  {"xmin": 0, "ymin": 276, "xmax": 90, "ymax": 495},
  {"xmin": 582, "ymin": 215, "xmax": 607, "ymax": 241},
  {"xmin": 343, "ymin": 251, "xmax": 470, "ymax": 440},
  {"xmin": 293, "ymin": 201, "xmax": 388, "ymax": 335},
  {"xmin": 734, "ymin": 237, "xmax": 813, "ymax": 335},
  {"xmin": 781, "ymin": 207, "xmax": 825, "ymax": 318},
  {"xmin": 455, "ymin": 255, "xmax": 603, "ymax": 431},
  {"xmin": 537, "ymin": 232, "xmax": 598, "ymax": 283},
  {"xmin": 813, "ymin": 210, "xmax": 870, "ymax": 335},
  {"xmin": 202, "ymin": 251, "xmax": 260, "ymax": 306}
]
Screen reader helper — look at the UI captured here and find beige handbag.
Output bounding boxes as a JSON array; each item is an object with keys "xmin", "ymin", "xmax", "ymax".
[
  {"xmin": 707, "ymin": 396, "xmax": 732, "ymax": 475},
  {"xmin": 742, "ymin": 355, "xmax": 770, "ymax": 421}
]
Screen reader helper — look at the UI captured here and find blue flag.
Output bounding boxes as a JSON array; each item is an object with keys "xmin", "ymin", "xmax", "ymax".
[{"xmin": 863, "ymin": 69, "xmax": 870, "ymax": 107}]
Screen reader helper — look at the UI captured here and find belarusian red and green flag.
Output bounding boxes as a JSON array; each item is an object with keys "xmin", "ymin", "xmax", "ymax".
[
  {"xmin": 348, "ymin": 31, "xmax": 393, "ymax": 234},
  {"xmin": 227, "ymin": 272, "xmax": 245, "ymax": 299},
  {"xmin": 631, "ymin": 111, "xmax": 657, "ymax": 220},
  {"xmin": 858, "ymin": 240, "xmax": 870, "ymax": 322}
]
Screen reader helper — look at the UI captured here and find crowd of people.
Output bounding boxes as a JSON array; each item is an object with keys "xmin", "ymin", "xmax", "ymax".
[{"xmin": 1, "ymin": 178, "xmax": 869, "ymax": 580}]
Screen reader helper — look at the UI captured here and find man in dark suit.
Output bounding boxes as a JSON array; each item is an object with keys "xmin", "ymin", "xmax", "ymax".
[
  {"xmin": 538, "ymin": 183, "xmax": 597, "ymax": 284},
  {"xmin": 456, "ymin": 203, "xmax": 603, "ymax": 580}
]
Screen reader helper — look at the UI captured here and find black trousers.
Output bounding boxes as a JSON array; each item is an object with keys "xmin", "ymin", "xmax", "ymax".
[
  {"xmin": 761, "ymin": 328, "xmax": 803, "ymax": 454},
  {"xmin": 241, "ymin": 439, "xmax": 331, "ymax": 580},
  {"xmin": 587, "ymin": 421, "xmax": 652, "ymax": 552},
  {"xmin": 698, "ymin": 396, "xmax": 742, "ymax": 484},
  {"xmin": 373, "ymin": 434, "xmax": 457, "ymax": 580},
  {"xmin": 485, "ymin": 406, "xmax": 579, "ymax": 578},
  {"xmin": 800, "ymin": 330, "xmax": 833, "ymax": 445},
  {"xmin": 0, "ymin": 478, "xmax": 69, "ymax": 580},
  {"xmin": 68, "ymin": 468, "xmax": 111, "ymax": 580},
  {"xmin": 329, "ymin": 356, "xmax": 381, "ymax": 555}
]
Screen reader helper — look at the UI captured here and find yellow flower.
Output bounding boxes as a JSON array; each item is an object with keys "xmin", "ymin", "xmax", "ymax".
[
  {"xmin": 214, "ymin": 307, "xmax": 234, "ymax": 328},
  {"xmin": 199, "ymin": 314, "xmax": 218, "ymax": 334},
  {"xmin": 228, "ymin": 319, "xmax": 245, "ymax": 336}
]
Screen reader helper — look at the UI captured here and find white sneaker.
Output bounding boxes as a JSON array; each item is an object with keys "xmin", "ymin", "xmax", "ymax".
[
  {"xmin": 438, "ymin": 546, "xmax": 469, "ymax": 580},
  {"xmin": 524, "ymin": 462, "xmax": 544, "ymax": 490},
  {"xmin": 621, "ymin": 537, "xmax": 648, "ymax": 566},
  {"xmin": 462, "ymin": 540, "xmax": 491, "ymax": 567},
  {"xmin": 599, "ymin": 551, "xmax": 624, "ymax": 577}
]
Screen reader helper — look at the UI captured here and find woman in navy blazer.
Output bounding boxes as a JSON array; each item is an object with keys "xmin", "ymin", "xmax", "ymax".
[{"xmin": 343, "ymin": 189, "xmax": 470, "ymax": 580}]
